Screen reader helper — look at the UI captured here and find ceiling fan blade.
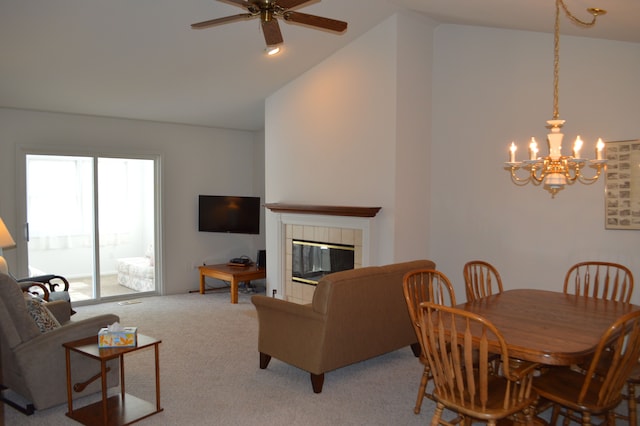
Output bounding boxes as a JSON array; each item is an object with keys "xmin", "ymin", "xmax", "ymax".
[
  {"xmin": 191, "ymin": 13, "xmax": 253, "ymax": 29},
  {"xmin": 283, "ymin": 11, "xmax": 347, "ymax": 32},
  {"xmin": 276, "ymin": 0, "xmax": 314, "ymax": 9},
  {"xmin": 262, "ymin": 18, "xmax": 284, "ymax": 46}
]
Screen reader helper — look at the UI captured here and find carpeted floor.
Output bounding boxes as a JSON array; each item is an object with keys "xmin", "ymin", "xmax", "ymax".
[
  {"xmin": 4, "ymin": 289, "xmax": 438, "ymax": 425},
  {"xmin": 3, "ymin": 289, "xmax": 632, "ymax": 425}
]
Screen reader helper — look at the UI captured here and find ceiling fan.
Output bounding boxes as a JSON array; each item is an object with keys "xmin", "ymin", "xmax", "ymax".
[{"xmin": 191, "ymin": 0, "xmax": 348, "ymax": 47}]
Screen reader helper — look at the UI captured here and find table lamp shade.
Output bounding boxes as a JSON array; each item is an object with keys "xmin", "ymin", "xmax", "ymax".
[
  {"xmin": 0, "ymin": 217, "xmax": 16, "ymax": 249},
  {"xmin": 0, "ymin": 217, "xmax": 16, "ymax": 274}
]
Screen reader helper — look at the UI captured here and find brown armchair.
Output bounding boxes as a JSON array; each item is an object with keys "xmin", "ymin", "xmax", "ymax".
[{"xmin": 0, "ymin": 272, "xmax": 119, "ymax": 414}]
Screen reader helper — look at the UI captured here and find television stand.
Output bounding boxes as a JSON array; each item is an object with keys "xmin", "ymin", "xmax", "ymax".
[{"xmin": 198, "ymin": 264, "xmax": 266, "ymax": 304}]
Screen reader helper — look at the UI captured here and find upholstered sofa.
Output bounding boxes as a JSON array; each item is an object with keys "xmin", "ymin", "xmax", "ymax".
[
  {"xmin": 116, "ymin": 256, "xmax": 154, "ymax": 292},
  {"xmin": 0, "ymin": 273, "xmax": 120, "ymax": 412},
  {"xmin": 251, "ymin": 259, "xmax": 436, "ymax": 393}
]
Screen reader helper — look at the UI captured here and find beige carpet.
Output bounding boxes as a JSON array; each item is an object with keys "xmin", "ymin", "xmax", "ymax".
[
  {"xmin": 5, "ymin": 289, "xmax": 438, "ymax": 425},
  {"xmin": 3, "ymin": 290, "xmax": 629, "ymax": 425}
]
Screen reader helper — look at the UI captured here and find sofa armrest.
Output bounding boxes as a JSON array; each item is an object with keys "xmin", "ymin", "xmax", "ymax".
[
  {"xmin": 45, "ymin": 300, "xmax": 72, "ymax": 324},
  {"xmin": 15, "ymin": 313, "xmax": 120, "ymax": 363},
  {"xmin": 252, "ymin": 295, "xmax": 323, "ymax": 320},
  {"xmin": 251, "ymin": 295, "xmax": 327, "ymax": 373},
  {"xmin": 13, "ymin": 313, "xmax": 121, "ymax": 409}
]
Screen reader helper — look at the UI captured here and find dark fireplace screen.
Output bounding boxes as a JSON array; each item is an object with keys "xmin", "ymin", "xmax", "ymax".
[{"xmin": 292, "ymin": 240, "xmax": 355, "ymax": 285}]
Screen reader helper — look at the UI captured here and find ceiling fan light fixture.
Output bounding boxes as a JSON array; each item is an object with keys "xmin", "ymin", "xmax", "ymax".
[{"xmin": 265, "ymin": 45, "xmax": 281, "ymax": 56}]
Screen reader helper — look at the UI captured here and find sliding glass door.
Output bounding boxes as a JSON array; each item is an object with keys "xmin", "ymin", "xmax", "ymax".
[{"xmin": 24, "ymin": 154, "xmax": 158, "ymax": 302}]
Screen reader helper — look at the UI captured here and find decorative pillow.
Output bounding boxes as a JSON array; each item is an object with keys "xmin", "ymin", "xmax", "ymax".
[{"xmin": 24, "ymin": 294, "xmax": 61, "ymax": 333}]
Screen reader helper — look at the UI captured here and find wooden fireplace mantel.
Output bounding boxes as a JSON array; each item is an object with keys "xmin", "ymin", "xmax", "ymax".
[{"xmin": 264, "ymin": 203, "xmax": 381, "ymax": 218}]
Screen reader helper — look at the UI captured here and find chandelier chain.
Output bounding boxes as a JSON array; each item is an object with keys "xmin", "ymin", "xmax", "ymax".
[
  {"xmin": 553, "ymin": 0, "xmax": 561, "ymax": 119},
  {"xmin": 553, "ymin": 1, "xmax": 603, "ymax": 120}
]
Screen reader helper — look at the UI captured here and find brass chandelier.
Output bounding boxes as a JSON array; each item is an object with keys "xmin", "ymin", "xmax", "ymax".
[{"xmin": 505, "ymin": 0, "xmax": 607, "ymax": 198}]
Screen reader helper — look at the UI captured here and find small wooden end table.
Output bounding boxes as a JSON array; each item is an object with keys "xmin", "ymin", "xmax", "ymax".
[
  {"xmin": 199, "ymin": 264, "xmax": 266, "ymax": 304},
  {"xmin": 63, "ymin": 334, "xmax": 162, "ymax": 426}
]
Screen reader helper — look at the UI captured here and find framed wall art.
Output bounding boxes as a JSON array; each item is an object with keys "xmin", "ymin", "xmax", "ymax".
[{"xmin": 604, "ymin": 139, "xmax": 640, "ymax": 230}]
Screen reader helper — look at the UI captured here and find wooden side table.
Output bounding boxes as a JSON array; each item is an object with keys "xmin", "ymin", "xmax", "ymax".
[
  {"xmin": 199, "ymin": 264, "xmax": 266, "ymax": 304},
  {"xmin": 63, "ymin": 334, "xmax": 162, "ymax": 426}
]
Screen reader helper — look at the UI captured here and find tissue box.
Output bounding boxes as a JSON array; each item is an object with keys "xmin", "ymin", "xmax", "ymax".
[{"xmin": 98, "ymin": 327, "xmax": 138, "ymax": 348}]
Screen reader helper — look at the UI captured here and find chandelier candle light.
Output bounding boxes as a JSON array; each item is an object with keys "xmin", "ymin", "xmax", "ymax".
[{"xmin": 505, "ymin": 0, "xmax": 607, "ymax": 198}]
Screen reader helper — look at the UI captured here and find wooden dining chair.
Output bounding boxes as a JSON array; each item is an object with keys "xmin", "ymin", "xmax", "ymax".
[
  {"xmin": 419, "ymin": 301, "xmax": 539, "ymax": 425},
  {"xmin": 564, "ymin": 262, "xmax": 637, "ymax": 424},
  {"xmin": 533, "ymin": 310, "xmax": 640, "ymax": 426},
  {"xmin": 612, "ymin": 361, "xmax": 640, "ymax": 426},
  {"xmin": 563, "ymin": 261, "xmax": 634, "ymax": 303},
  {"xmin": 463, "ymin": 260, "xmax": 504, "ymax": 302},
  {"xmin": 402, "ymin": 269, "xmax": 456, "ymax": 414}
]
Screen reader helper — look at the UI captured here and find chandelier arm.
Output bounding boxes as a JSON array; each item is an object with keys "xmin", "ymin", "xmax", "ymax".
[
  {"xmin": 564, "ymin": 171, "xmax": 579, "ymax": 184},
  {"xmin": 530, "ymin": 164, "xmax": 545, "ymax": 184},
  {"xmin": 510, "ymin": 176, "xmax": 533, "ymax": 187},
  {"xmin": 576, "ymin": 165, "xmax": 606, "ymax": 184},
  {"xmin": 562, "ymin": 159, "xmax": 580, "ymax": 184},
  {"xmin": 561, "ymin": 160, "xmax": 606, "ymax": 185},
  {"xmin": 508, "ymin": 167, "xmax": 533, "ymax": 185},
  {"xmin": 507, "ymin": 166, "xmax": 546, "ymax": 186}
]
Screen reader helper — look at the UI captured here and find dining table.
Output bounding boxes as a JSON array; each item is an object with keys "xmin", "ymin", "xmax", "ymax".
[{"xmin": 456, "ymin": 288, "xmax": 640, "ymax": 366}]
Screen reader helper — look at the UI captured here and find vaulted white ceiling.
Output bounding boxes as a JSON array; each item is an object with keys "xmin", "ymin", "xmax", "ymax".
[{"xmin": 1, "ymin": 0, "xmax": 637, "ymax": 131}]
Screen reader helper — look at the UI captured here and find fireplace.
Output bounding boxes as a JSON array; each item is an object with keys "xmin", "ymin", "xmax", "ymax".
[
  {"xmin": 292, "ymin": 240, "xmax": 355, "ymax": 285},
  {"xmin": 265, "ymin": 203, "xmax": 381, "ymax": 304}
]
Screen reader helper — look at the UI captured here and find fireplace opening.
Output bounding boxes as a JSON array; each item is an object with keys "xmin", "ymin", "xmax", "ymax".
[{"xmin": 292, "ymin": 239, "xmax": 355, "ymax": 285}]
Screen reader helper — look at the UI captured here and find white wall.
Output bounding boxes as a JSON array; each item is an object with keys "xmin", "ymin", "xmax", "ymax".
[
  {"xmin": 265, "ymin": 15, "xmax": 640, "ymax": 304},
  {"xmin": 2, "ymin": 16, "xmax": 637, "ymax": 304},
  {"xmin": 264, "ymin": 13, "xmax": 435, "ymax": 295},
  {"xmin": 394, "ymin": 12, "xmax": 434, "ymax": 261},
  {"xmin": 430, "ymin": 25, "xmax": 640, "ymax": 304},
  {"xmin": 0, "ymin": 108, "xmax": 265, "ymax": 296}
]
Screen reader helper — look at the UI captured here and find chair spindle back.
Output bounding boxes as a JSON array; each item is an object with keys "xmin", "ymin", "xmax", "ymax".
[
  {"xmin": 419, "ymin": 301, "xmax": 535, "ymax": 412},
  {"xmin": 403, "ymin": 269, "xmax": 456, "ymax": 337},
  {"xmin": 463, "ymin": 260, "xmax": 504, "ymax": 302},
  {"xmin": 564, "ymin": 261, "xmax": 634, "ymax": 303},
  {"xmin": 580, "ymin": 310, "xmax": 640, "ymax": 407}
]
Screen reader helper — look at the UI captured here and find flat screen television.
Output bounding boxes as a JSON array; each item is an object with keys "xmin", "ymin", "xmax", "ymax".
[{"xmin": 198, "ymin": 195, "xmax": 260, "ymax": 234}]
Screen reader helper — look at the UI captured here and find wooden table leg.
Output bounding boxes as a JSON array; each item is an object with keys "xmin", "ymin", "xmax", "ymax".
[
  {"xmin": 120, "ymin": 355, "xmax": 125, "ymax": 400},
  {"xmin": 230, "ymin": 278, "xmax": 238, "ymax": 304},
  {"xmin": 65, "ymin": 347, "xmax": 73, "ymax": 415},
  {"xmin": 101, "ymin": 361, "xmax": 108, "ymax": 426},
  {"xmin": 199, "ymin": 272, "xmax": 206, "ymax": 294},
  {"xmin": 154, "ymin": 343, "xmax": 161, "ymax": 411}
]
